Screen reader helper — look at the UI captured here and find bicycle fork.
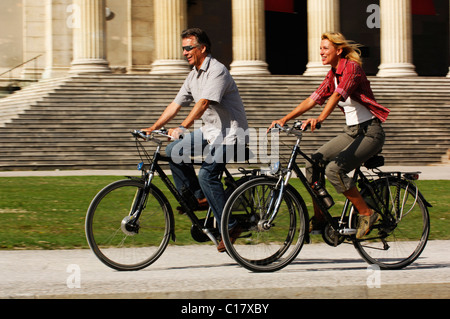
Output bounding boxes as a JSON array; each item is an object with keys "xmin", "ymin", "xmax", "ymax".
[
  {"xmin": 121, "ymin": 147, "xmax": 160, "ymax": 236},
  {"xmin": 262, "ymin": 138, "xmax": 300, "ymax": 229},
  {"xmin": 122, "ymin": 179, "xmax": 154, "ymax": 236},
  {"xmin": 263, "ymin": 172, "xmax": 292, "ymax": 229}
]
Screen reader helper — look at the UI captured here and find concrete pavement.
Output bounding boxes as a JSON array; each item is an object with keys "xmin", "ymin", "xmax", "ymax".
[
  {"xmin": 0, "ymin": 166, "xmax": 449, "ymax": 302},
  {"xmin": 0, "ymin": 241, "xmax": 449, "ymax": 300}
]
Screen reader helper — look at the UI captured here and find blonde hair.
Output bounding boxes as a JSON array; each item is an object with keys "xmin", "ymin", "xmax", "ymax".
[{"xmin": 322, "ymin": 32, "xmax": 363, "ymax": 66}]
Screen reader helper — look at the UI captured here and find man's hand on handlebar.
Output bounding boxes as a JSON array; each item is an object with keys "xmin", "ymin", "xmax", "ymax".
[
  {"xmin": 132, "ymin": 129, "xmax": 149, "ymax": 140},
  {"xmin": 140, "ymin": 127, "xmax": 154, "ymax": 137},
  {"xmin": 167, "ymin": 126, "xmax": 186, "ymax": 140},
  {"xmin": 136, "ymin": 127, "xmax": 174, "ymax": 141}
]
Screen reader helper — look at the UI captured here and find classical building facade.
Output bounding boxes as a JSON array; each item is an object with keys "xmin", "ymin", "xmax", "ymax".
[{"xmin": 0, "ymin": 0, "xmax": 449, "ymax": 80}]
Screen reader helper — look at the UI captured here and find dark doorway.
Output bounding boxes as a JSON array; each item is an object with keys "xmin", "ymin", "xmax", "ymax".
[
  {"xmin": 265, "ymin": 0, "xmax": 307, "ymax": 75},
  {"xmin": 187, "ymin": 0, "xmax": 233, "ymax": 68},
  {"xmin": 412, "ymin": 0, "xmax": 449, "ymax": 76}
]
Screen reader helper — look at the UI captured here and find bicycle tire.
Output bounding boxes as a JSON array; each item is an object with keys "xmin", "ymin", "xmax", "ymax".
[
  {"xmin": 221, "ymin": 177, "xmax": 308, "ymax": 272},
  {"xmin": 85, "ymin": 179, "xmax": 173, "ymax": 271},
  {"xmin": 354, "ymin": 177, "xmax": 430, "ymax": 270}
]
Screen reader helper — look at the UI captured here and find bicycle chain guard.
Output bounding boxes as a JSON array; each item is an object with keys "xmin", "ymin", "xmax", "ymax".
[
  {"xmin": 190, "ymin": 218, "xmax": 219, "ymax": 243},
  {"xmin": 322, "ymin": 217, "xmax": 346, "ymax": 247}
]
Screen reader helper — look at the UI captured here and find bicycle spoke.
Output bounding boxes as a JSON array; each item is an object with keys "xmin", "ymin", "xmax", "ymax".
[
  {"xmin": 354, "ymin": 178, "xmax": 429, "ymax": 269},
  {"xmin": 221, "ymin": 178, "xmax": 307, "ymax": 272},
  {"xmin": 86, "ymin": 179, "xmax": 171, "ymax": 271}
]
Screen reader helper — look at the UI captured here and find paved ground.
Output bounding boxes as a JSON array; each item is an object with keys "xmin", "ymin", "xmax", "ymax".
[
  {"xmin": 1, "ymin": 166, "xmax": 448, "ymax": 304},
  {"xmin": 0, "ymin": 241, "xmax": 449, "ymax": 300}
]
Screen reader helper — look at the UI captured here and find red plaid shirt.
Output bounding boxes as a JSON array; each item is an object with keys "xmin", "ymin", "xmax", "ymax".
[{"xmin": 310, "ymin": 59, "xmax": 390, "ymax": 122}]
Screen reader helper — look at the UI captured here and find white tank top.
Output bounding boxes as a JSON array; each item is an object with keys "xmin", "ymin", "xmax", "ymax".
[{"xmin": 334, "ymin": 77, "xmax": 374, "ymax": 126}]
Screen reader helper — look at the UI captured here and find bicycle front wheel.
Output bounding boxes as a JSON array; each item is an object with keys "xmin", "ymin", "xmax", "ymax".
[
  {"xmin": 85, "ymin": 179, "xmax": 173, "ymax": 271},
  {"xmin": 221, "ymin": 177, "xmax": 308, "ymax": 272},
  {"xmin": 354, "ymin": 177, "xmax": 430, "ymax": 270}
]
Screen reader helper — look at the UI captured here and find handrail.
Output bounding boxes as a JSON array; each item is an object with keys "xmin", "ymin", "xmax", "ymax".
[{"xmin": 0, "ymin": 54, "xmax": 42, "ymax": 78}]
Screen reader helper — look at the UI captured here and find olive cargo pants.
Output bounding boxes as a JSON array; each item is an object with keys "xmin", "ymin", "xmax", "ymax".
[{"xmin": 305, "ymin": 119, "xmax": 385, "ymax": 193}]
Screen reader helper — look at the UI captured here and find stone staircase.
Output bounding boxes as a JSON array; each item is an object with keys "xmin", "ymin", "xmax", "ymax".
[
  {"xmin": 0, "ymin": 74, "xmax": 449, "ymax": 171},
  {"xmin": 0, "ymin": 77, "xmax": 71, "ymax": 125}
]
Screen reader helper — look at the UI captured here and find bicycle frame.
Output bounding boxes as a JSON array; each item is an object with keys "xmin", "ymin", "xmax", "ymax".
[
  {"xmin": 272, "ymin": 134, "xmax": 342, "ymax": 232},
  {"xmin": 269, "ymin": 124, "xmax": 432, "ymax": 246},
  {"xmin": 131, "ymin": 130, "xmax": 256, "ymax": 245},
  {"xmin": 86, "ymin": 127, "xmax": 431, "ymax": 271},
  {"xmin": 268, "ymin": 124, "xmax": 391, "ymax": 237}
]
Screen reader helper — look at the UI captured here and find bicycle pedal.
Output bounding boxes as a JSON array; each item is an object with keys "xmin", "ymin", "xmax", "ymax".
[{"xmin": 339, "ymin": 228, "xmax": 356, "ymax": 235}]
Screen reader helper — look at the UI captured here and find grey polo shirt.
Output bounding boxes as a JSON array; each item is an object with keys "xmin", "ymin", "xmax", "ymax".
[{"xmin": 173, "ymin": 55, "xmax": 249, "ymax": 145}]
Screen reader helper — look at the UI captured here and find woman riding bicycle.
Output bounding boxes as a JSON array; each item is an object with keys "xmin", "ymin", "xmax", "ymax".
[{"xmin": 269, "ymin": 32, "xmax": 390, "ymax": 239}]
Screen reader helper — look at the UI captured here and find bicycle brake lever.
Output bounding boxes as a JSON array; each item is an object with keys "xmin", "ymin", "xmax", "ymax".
[
  {"xmin": 132, "ymin": 130, "xmax": 149, "ymax": 141},
  {"xmin": 271, "ymin": 123, "xmax": 288, "ymax": 132}
]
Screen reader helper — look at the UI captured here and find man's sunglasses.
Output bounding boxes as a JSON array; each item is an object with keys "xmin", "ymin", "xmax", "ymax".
[{"xmin": 182, "ymin": 45, "xmax": 199, "ymax": 52}]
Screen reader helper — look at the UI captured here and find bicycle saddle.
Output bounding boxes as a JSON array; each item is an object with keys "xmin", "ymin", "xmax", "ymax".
[{"xmin": 364, "ymin": 154, "xmax": 385, "ymax": 169}]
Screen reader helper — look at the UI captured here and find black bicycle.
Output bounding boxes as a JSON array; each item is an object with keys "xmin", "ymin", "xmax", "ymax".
[
  {"xmin": 221, "ymin": 122, "xmax": 431, "ymax": 272},
  {"xmin": 85, "ymin": 129, "xmax": 258, "ymax": 271}
]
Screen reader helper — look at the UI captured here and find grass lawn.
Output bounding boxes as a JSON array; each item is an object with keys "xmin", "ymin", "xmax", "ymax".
[{"xmin": 0, "ymin": 175, "xmax": 448, "ymax": 250}]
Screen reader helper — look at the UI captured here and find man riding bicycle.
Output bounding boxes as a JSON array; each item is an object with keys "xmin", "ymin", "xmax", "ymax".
[{"xmin": 142, "ymin": 28, "xmax": 248, "ymax": 252}]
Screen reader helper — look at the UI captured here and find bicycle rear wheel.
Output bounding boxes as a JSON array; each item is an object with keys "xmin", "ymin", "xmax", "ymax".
[
  {"xmin": 354, "ymin": 177, "xmax": 430, "ymax": 270},
  {"xmin": 221, "ymin": 177, "xmax": 308, "ymax": 272},
  {"xmin": 85, "ymin": 179, "xmax": 173, "ymax": 271}
]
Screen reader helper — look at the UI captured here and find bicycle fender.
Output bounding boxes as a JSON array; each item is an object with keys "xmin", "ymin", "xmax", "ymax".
[
  {"xmin": 373, "ymin": 176, "xmax": 433, "ymax": 209},
  {"xmin": 407, "ymin": 181, "xmax": 433, "ymax": 208},
  {"xmin": 395, "ymin": 177, "xmax": 433, "ymax": 208}
]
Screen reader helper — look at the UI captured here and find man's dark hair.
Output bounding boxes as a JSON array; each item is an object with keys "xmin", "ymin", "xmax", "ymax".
[{"xmin": 181, "ymin": 28, "xmax": 212, "ymax": 53}]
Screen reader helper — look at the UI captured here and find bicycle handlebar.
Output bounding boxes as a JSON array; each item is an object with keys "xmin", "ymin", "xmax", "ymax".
[
  {"xmin": 272, "ymin": 121, "xmax": 321, "ymax": 135},
  {"xmin": 133, "ymin": 121, "xmax": 320, "ymax": 142},
  {"xmin": 131, "ymin": 129, "xmax": 175, "ymax": 142}
]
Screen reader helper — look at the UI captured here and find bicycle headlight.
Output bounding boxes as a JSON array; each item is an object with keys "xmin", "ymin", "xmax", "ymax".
[{"xmin": 270, "ymin": 161, "xmax": 281, "ymax": 175}]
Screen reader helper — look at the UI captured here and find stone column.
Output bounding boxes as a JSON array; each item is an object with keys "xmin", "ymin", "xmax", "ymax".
[
  {"xmin": 69, "ymin": 0, "xmax": 111, "ymax": 74},
  {"xmin": 229, "ymin": 0, "xmax": 269, "ymax": 75},
  {"xmin": 150, "ymin": 0, "xmax": 189, "ymax": 74},
  {"xmin": 21, "ymin": 0, "xmax": 46, "ymax": 80},
  {"xmin": 42, "ymin": 0, "xmax": 73, "ymax": 79},
  {"xmin": 303, "ymin": 0, "xmax": 340, "ymax": 76},
  {"xmin": 127, "ymin": 0, "xmax": 154, "ymax": 74},
  {"xmin": 377, "ymin": 0, "xmax": 417, "ymax": 77}
]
